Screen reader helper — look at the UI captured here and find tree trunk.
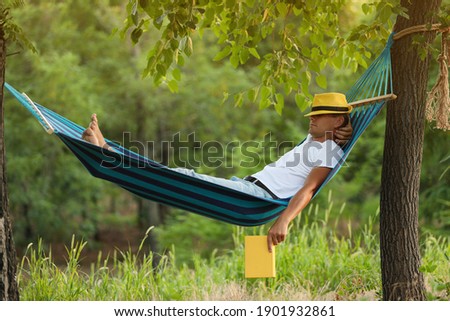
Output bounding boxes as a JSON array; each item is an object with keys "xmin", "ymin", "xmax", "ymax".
[
  {"xmin": 0, "ymin": 22, "xmax": 20, "ymax": 301},
  {"xmin": 380, "ymin": 0, "xmax": 442, "ymax": 301}
]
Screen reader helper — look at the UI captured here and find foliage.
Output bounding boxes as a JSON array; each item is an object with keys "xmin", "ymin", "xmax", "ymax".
[
  {"xmin": 5, "ymin": 0, "xmax": 122, "ymax": 245},
  {"xmin": 156, "ymin": 210, "xmax": 234, "ymax": 266},
  {"xmin": 121, "ymin": 0, "xmax": 406, "ymax": 113},
  {"xmin": 0, "ymin": 0, "xmax": 36, "ymax": 53},
  {"xmin": 17, "ymin": 206, "xmax": 450, "ymax": 300},
  {"xmin": 420, "ymin": 128, "xmax": 450, "ymax": 234}
]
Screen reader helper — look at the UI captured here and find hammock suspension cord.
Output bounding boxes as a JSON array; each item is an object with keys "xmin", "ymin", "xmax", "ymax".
[{"xmin": 394, "ymin": 23, "xmax": 450, "ymax": 130}]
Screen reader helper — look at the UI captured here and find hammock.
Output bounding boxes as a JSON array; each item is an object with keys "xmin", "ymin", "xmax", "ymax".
[{"xmin": 5, "ymin": 35, "xmax": 395, "ymax": 227}]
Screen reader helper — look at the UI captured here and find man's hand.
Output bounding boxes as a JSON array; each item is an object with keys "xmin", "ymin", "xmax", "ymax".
[
  {"xmin": 267, "ymin": 217, "xmax": 289, "ymax": 253},
  {"xmin": 335, "ymin": 122, "xmax": 353, "ymax": 146}
]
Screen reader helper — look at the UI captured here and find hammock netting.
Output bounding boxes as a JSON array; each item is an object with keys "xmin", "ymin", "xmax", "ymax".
[{"xmin": 5, "ymin": 35, "xmax": 394, "ymax": 226}]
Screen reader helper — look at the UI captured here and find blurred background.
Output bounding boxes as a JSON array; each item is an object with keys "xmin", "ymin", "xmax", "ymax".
[{"xmin": 4, "ymin": 0, "xmax": 448, "ymax": 268}]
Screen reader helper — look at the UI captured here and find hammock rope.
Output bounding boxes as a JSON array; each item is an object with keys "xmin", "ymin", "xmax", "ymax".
[
  {"xmin": 393, "ymin": 23, "xmax": 449, "ymax": 41},
  {"xmin": 5, "ymin": 33, "xmax": 395, "ymax": 226},
  {"xmin": 394, "ymin": 23, "xmax": 450, "ymax": 130},
  {"xmin": 425, "ymin": 30, "xmax": 449, "ymax": 130}
]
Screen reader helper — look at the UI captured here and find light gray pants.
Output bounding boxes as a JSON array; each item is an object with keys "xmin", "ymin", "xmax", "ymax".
[{"xmin": 169, "ymin": 168, "xmax": 273, "ymax": 199}]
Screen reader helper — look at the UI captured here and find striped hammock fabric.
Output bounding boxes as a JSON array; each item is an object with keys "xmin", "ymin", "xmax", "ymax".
[{"xmin": 5, "ymin": 35, "xmax": 394, "ymax": 226}]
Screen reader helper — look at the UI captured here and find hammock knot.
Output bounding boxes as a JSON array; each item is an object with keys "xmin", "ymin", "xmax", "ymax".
[{"xmin": 425, "ymin": 30, "xmax": 450, "ymax": 131}]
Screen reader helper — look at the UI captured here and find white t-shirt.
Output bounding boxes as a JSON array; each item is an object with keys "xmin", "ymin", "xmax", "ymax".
[{"xmin": 252, "ymin": 134, "xmax": 343, "ymax": 199}]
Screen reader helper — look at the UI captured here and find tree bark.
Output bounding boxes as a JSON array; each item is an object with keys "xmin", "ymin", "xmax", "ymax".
[
  {"xmin": 380, "ymin": 0, "xmax": 442, "ymax": 301},
  {"xmin": 0, "ymin": 21, "xmax": 20, "ymax": 301}
]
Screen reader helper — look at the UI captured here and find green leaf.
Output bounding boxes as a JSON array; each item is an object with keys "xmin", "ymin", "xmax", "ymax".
[
  {"xmin": 170, "ymin": 38, "xmax": 179, "ymax": 50},
  {"xmin": 186, "ymin": 21, "xmax": 197, "ymax": 30},
  {"xmin": 172, "ymin": 68, "xmax": 181, "ymax": 81},
  {"xmin": 301, "ymin": 46, "xmax": 311, "ymax": 58},
  {"xmin": 230, "ymin": 52, "xmax": 240, "ymax": 68},
  {"xmin": 167, "ymin": 79, "xmax": 179, "ymax": 93},
  {"xmin": 239, "ymin": 48, "xmax": 250, "ymax": 64},
  {"xmin": 332, "ymin": 55, "xmax": 342, "ymax": 69},
  {"xmin": 139, "ymin": 0, "xmax": 149, "ymax": 9},
  {"xmin": 362, "ymin": 3, "xmax": 370, "ymax": 15},
  {"xmin": 311, "ymin": 47, "xmax": 320, "ymax": 60},
  {"xmin": 131, "ymin": 28, "xmax": 143, "ymax": 44},
  {"xmin": 185, "ymin": 36, "xmax": 193, "ymax": 56},
  {"xmin": 295, "ymin": 93, "xmax": 309, "ymax": 111},
  {"xmin": 276, "ymin": 3, "xmax": 288, "ymax": 17},
  {"xmin": 293, "ymin": 5, "xmax": 302, "ymax": 15},
  {"xmin": 305, "ymin": 0, "xmax": 315, "ymax": 10},
  {"xmin": 357, "ymin": 56, "xmax": 367, "ymax": 68},
  {"xmin": 213, "ymin": 45, "xmax": 232, "ymax": 61},
  {"xmin": 177, "ymin": 54, "xmax": 185, "ymax": 67},
  {"xmin": 157, "ymin": 61, "xmax": 167, "ymax": 74},
  {"xmin": 259, "ymin": 86, "xmax": 272, "ymax": 109},
  {"xmin": 234, "ymin": 93, "xmax": 244, "ymax": 107},
  {"xmin": 300, "ymin": 72, "xmax": 311, "ymax": 94},
  {"xmin": 259, "ymin": 97, "xmax": 271, "ymax": 110},
  {"xmin": 260, "ymin": 85, "xmax": 271, "ymax": 100},
  {"xmin": 163, "ymin": 49, "xmax": 173, "ymax": 67},
  {"xmin": 316, "ymin": 74, "xmax": 327, "ymax": 89},
  {"xmin": 205, "ymin": 7, "xmax": 215, "ymax": 21},
  {"xmin": 309, "ymin": 60, "xmax": 321, "ymax": 73},
  {"xmin": 310, "ymin": 33, "xmax": 323, "ymax": 46},
  {"xmin": 249, "ymin": 47, "xmax": 260, "ymax": 59},
  {"xmin": 379, "ymin": 5, "xmax": 392, "ymax": 23},
  {"xmin": 274, "ymin": 93, "xmax": 284, "ymax": 115},
  {"xmin": 247, "ymin": 88, "xmax": 258, "ymax": 102},
  {"xmin": 287, "ymin": 77, "xmax": 299, "ymax": 92},
  {"xmin": 131, "ymin": 11, "xmax": 139, "ymax": 26},
  {"xmin": 419, "ymin": 263, "xmax": 437, "ymax": 273}
]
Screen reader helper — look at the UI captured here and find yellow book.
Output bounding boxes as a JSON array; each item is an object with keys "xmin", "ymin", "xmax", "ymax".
[{"xmin": 245, "ymin": 235, "xmax": 276, "ymax": 278}]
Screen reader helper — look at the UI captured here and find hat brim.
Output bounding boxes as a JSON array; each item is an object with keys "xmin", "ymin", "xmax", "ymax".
[{"xmin": 304, "ymin": 110, "xmax": 351, "ymax": 117}]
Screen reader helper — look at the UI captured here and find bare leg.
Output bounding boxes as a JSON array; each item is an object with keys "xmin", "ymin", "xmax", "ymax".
[{"xmin": 81, "ymin": 113, "xmax": 110, "ymax": 149}]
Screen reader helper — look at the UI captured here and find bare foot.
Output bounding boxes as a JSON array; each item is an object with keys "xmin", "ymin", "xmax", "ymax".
[
  {"xmin": 82, "ymin": 127, "xmax": 100, "ymax": 146},
  {"xmin": 81, "ymin": 113, "xmax": 109, "ymax": 148},
  {"xmin": 89, "ymin": 114, "xmax": 108, "ymax": 147}
]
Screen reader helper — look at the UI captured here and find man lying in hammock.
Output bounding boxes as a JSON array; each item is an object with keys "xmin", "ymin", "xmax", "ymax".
[{"xmin": 82, "ymin": 92, "xmax": 353, "ymax": 252}]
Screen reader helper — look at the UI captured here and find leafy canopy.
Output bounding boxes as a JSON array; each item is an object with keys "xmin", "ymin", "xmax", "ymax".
[
  {"xmin": 0, "ymin": 0, "xmax": 36, "ymax": 53},
  {"xmin": 121, "ymin": 0, "xmax": 405, "ymax": 113}
]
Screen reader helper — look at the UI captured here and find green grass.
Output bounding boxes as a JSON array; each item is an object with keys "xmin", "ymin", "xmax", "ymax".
[{"xmin": 17, "ymin": 207, "xmax": 450, "ymax": 301}]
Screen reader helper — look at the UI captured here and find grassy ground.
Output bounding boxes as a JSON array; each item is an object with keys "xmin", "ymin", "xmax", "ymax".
[{"xmin": 17, "ymin": 207, "xmax": 450, "ymax": 301}]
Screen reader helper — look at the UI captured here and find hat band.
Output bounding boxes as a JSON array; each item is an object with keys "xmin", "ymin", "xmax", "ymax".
[{"xmin": 311, "ymin": 106, "xmax": 349, "ymax": 112}]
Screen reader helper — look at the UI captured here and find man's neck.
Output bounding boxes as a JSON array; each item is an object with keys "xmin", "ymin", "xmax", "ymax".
[
  {"xmin": 311, "ymin": 131, "xmax": 334, "ymax": 143},
  {"xmin": 312, "ymin": 136, "xmax": 326, "ymax": 143}
]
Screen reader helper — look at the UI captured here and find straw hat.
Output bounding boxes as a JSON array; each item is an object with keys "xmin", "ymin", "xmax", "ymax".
[{"xmin": 304, "ymin": 93, "xmax": 353, "ymax": 117}]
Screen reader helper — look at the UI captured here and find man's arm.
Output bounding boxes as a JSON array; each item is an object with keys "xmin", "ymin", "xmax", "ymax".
[{"xmin": 267, "ymin": 166, "xmax": 331, "ymax": 252}]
